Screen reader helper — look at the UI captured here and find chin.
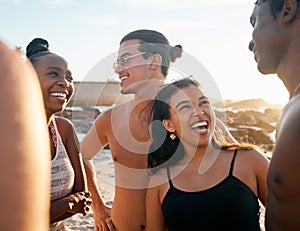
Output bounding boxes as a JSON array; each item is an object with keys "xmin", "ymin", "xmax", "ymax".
[
  {"xmin": 257, "ymin": 62, "xmax": 276, "ymax": 75},
  {"xmin": 121, "ymin": 86, "xmax": 134, "ymax": 95}
]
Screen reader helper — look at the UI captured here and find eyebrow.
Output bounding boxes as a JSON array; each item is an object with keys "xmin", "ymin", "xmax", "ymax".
[
  {"xmin": 45, "ymin": 66, "xmax": 72, "ymax": 75},
  {"xmin": 45, "ymin": 66, "xmax": 60, "ymax": 71},
  {"xmin": 175, "ymin": 96, "xmax": 208, "ymax": 108},
  {"xmin": 119, "ymin": 52, "xmax": 131, "ymax": 58}
]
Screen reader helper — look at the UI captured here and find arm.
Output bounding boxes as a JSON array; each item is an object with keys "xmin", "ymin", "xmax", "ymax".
[
  {"xmin": 84, "ymin": 160, "xmax": 114, "ymax": 231},
  {"xmin": 81, "ymin": 115, "xmax": 115, "ymax": 231},
  {"xmin": 50, "ymin": 117, "xmax": 92, "ymax": 223},
  {"xmin": 265, "ymin": 102, "xmax": 300, "ymax": 230},
  {"xmin": 146, "ymin": 181, "xmax": 167, "ymax": 231},
  {"xmin": 0, "ymin": 41, "xmax": 50, "ymax": 231},
  {"xmin": 50, "ymin": 191, "xmax": 92, "ymax": 223},
  {"xmin": 253, "ymin": 150, "xmax": 270, "ymax": 207}
]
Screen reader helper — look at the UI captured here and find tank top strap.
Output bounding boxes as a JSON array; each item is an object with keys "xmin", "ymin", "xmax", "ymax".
[
  {"xmin": 228, "ymin": 149, "xmax": 238, "ymax": 176},
  {"xmin": 166, "ymin": 167, "xmax": 174, "ymax": 188}
]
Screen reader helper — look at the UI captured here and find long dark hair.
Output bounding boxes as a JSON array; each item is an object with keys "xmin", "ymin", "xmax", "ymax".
[{"xmin": 148, "ymin": 77, "xmax": 261, "ymax": 173}]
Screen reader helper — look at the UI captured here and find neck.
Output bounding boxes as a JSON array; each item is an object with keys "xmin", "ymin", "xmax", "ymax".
[
  {"xmin": 182, "ymin": 143, "xmax": 217, "ymax": 163},
  {"xmin": 276, "ymin": 33, "xmax": 300, "ymax": 98},
  {"xmin": 180, "ymin": 143, "xmax": 220, "ymax": 174},
  {"xmin": 278, "ymin": 72, "xmax": 300, "ymax": 99},
  {"xmin": 134, "ymin": 78, "xmax": 165, "ymax": 103},
  {"xmin": 46, "ymin": 113, "xmax": 55, "ymax": 126}
]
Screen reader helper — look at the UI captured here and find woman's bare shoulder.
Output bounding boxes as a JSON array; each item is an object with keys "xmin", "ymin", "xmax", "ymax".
[
  {"xmin": 236, "ymin": 148, "xmax": 270, "ymax": 167},
  {"xmin": 54, "ymin": 116, "xmax": 75, "ymax": 131}
]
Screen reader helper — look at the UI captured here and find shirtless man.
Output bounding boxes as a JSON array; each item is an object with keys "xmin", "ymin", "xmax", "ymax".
[
  {"xmin": 249, "ymin": 0, "xmax": 300, "ymax": 230},
  {"xmin": 80, "ymin": 29, "xmax": 183, "ymax": 231}
]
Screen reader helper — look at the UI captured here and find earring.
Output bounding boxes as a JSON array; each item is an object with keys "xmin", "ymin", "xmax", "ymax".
[{"xmin": 170, "ymin": 133, "xmax": 176, "ymax": 140}]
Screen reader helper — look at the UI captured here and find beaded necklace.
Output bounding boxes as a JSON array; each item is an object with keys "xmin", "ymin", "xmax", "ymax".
[{"xmin": 49, "ymin": 120, "xmax": 57, "ymax": 149}]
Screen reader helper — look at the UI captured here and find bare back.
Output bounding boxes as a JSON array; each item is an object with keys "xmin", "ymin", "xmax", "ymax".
[{"xmin": 266, "ymin": 93, "xmax": 300, "ymax": 230}]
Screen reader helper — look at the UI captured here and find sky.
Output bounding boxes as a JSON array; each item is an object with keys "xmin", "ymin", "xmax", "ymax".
[{"xmin": 0, "ymin": 0, "xmax": 290, "ymax": 105}]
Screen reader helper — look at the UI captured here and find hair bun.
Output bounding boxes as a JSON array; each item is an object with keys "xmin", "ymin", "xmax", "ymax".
[
  {"xmin": 170, "ymin": 44, "xmax": 183, "ymax": 62},
  {"xmin": 26, "ymin": 38, "xmax": 49, "ymax": 58}
]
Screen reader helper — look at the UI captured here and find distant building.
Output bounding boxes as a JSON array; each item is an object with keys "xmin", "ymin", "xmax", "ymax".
[{"xmin": 68, "ymin": 81, "xmax": 133, "ymax": 107}]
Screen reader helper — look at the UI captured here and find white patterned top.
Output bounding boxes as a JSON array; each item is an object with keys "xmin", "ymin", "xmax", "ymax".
[{"xmin": 50, "ymin": 118, "xmax": 75, "ymax": 231}]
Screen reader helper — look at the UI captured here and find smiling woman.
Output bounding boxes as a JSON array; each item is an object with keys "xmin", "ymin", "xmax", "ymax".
[
  {"xmin": 146, "ymin": 77, "xmax": 270, "ymax": 231},
  {"xmin": 26, "ymin": 38, "xmax": 92, "ymax": 231}
]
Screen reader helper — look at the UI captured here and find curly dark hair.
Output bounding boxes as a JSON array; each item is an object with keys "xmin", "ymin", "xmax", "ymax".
[{"xmin": 26, "ymin": 38, "xmax": 52, "ymax": 65}]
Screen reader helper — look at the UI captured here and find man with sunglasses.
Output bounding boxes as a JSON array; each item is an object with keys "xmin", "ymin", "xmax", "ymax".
[{"xmin": 81, "ymin": 29, "xmax": 183, "ymax": 231}]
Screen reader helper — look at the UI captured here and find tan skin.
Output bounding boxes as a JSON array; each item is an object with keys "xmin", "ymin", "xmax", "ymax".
[
  {"xmin": 0, "ymin": 41, "xmax": 50, "ymax": 231},
  {"xmin": 81, "ymin": 39, "xmax": 238, "ymax": 231},
  {"xmin": 32, "ymin": 53, "xmax": 92, "ymax": 223},
  {"xmin": 146, "ymin": 86, "xmax": 269, "ymax": 230},
  {"xmin": 81, "ymin": 39, "xmax": 164, "ymax": 231},
  {"xmin": 249, "ymin": 0, "xmax": 300, "ymax": 229}
]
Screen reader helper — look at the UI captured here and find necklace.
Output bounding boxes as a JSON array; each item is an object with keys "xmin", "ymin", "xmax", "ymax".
[{"xmin": 49, "ymin": 120, "xmax": 57, "ymax": 149}]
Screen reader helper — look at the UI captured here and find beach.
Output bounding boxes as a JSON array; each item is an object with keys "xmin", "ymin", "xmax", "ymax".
[
  {"xmin": 65, "ymin": 149, "xmax": 115, "ymax": 230},
  {"xmin": 65, "ymin": 127, "xmax": 115, "ymax": 230},
  {"xmin": 64, "ymin": 106, "xmax": 269, "ymax": 230},
  {"xmin": 65, "ymin": 148, "xmax": 266, "ymax": 231}
]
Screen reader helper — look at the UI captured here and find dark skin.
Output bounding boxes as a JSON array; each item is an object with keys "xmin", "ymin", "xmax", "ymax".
[
  {"xmin": 32, "ymin": 53, "xmax": 92, "ymax": 223},
  {"xmin": 249, "ymin": 0, "xmax": 300, "ymax": 229}
]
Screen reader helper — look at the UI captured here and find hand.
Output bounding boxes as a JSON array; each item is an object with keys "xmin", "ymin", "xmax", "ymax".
[
  {"xmin": 93, "ymin": 203, "xmax": 115, "ymax": 231},
  {"xmin": 67, "ymin": 191, "xmax": 92, "ymax": 216}
]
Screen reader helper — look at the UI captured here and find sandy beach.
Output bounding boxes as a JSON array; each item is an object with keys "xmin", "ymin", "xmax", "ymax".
[
  {"xmin": 65, "ymin": 149, "xmax": 115, "ymax": 230},
  {"xmin": 65, "ymin": 115, "xmax": 267, "ymax": 230}
]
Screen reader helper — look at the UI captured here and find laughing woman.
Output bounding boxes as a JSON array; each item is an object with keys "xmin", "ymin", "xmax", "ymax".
[
  {"xmin": 146, "ymin": 78, "xmax": 269, "ymax": 231},
  {"xmin": 26, "ymin": 38, "xmax": 92, "ymax": 231}
]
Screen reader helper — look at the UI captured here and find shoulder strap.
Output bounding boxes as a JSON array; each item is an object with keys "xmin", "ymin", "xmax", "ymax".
[
  {"xmin": 229, "ymin": 149, "xmax": 238, "ymax": 176},
  {"xmin": 166, "ymin": 167, "xmax": 174, "ymax": 188}
]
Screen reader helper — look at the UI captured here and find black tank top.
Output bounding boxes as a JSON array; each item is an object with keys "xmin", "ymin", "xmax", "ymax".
[{"xmin": 161, "ymin": 149, "xmax": 261, "ymax": 231}]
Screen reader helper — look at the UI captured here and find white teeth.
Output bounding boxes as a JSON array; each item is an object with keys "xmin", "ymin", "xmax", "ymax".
[
  {"xmin": 191, "ymin": 121, "xmax": 208, "ymax": 129},
  {"xmin": 51, "ymin": 93, "xmax": 67, "ymax": 98},
  {"xmin": 120, "ymin": 76, "xmax": 128, "ymax": 82}
]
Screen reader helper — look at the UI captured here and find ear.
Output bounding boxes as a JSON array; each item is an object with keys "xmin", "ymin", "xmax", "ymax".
[
  {"xmin": 281, "ymin": 0, "xmax": 298, "ymax": 24},
  {"xmin": 162, "ymin": 119, "xmax": 176, "ymax": 133},
  {"xmin": 149, "ymin": 54, "xmax": 162, "ymax": 70}
]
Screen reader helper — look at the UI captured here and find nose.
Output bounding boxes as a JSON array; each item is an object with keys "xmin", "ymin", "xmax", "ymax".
[
  {"xmin": 193, "ymin": 108, "xmax": 205, "ymax": 116},
  {"xmin": 58, "ymin": 76, "xmax": 70, "ymax": 88},
  {"xmin": 248, "ymin": 40, "xmax": 254, "ymax": 52},
  {"xmin": 113, "ymin": 63, "xmax": 124, "ymax": 74}
]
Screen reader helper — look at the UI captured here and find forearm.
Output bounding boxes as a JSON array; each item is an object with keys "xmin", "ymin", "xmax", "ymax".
[
  {"xmin": 84, "ymin": 160, "xmax": 107, "ymax": 210},
  {"xmin": 51, "ymin": 213, "xmax": 73, "ymax": 223},
  {"xmin": 50, "ymin": 198, "xmax": 73, "ymax": 223}
]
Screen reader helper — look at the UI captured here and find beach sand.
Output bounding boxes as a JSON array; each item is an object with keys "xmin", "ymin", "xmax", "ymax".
[
  {"xmin": 65, "ymin": 122, "xmax": 266, "ymax": 231},
  {"xmin": 65, "ymin": 147, "xmax": 115, "ymax": 230}
]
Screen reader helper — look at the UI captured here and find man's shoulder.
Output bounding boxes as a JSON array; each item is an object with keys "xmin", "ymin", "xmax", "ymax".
[
  {"xmin": 282, "ymin": 93, "xmax": 300, "ymax": 118},
  {"xmin": 94, "ymin": 100, "xmax": 133, "ymax": 124}
]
